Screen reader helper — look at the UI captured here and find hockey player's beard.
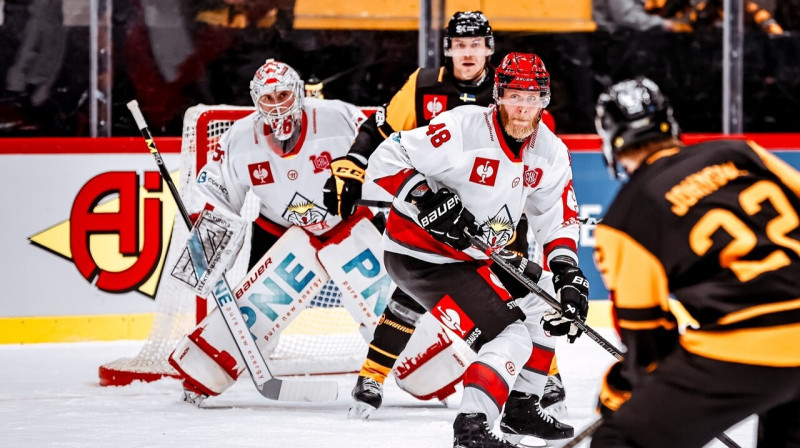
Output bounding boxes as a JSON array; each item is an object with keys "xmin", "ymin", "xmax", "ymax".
[{"xmin": 499, "ymin": 108, "xmax": 537, "ymax": 141}]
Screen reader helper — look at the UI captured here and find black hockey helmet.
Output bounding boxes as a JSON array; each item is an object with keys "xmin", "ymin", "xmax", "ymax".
[
  {"xmin": 595, "ymin": 77, "xmax": 679, "ymax": 179},
  {"xmin": 443, "ymin": 11, "xmax": 495, "ymax": 56}
]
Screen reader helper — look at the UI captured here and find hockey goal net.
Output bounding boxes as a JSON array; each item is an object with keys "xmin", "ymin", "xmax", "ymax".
[{"xmin": 99, "ymin": 105, "xmax": 367, "ymax": 386}]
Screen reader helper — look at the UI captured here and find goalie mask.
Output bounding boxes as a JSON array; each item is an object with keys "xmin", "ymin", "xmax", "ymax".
[
  {"xmin": 595, "ymin": 77, "xmax": 679, "ymax": 180},
  {"xmin": 493, "ymin": 52, "xmax": 550, "ymax": 108},
  {"xmin": 250, "ymin": 59, "xmax": 305, "ymax": 141}
]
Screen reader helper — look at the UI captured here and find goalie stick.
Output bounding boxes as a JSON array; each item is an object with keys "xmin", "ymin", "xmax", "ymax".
[
  {"xmin": 355, "ymin": 199, "xmax": 603, "ymax": 226},
  {"xmin": 462, "ymin": 231, "xmax": 742, "ymax": 448},
  {"xmin": 127, "ymin": 100, "xmax": 338, "ymax": 402}
]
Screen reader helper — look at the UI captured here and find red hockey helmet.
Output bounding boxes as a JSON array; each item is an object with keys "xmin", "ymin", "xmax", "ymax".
[{"xmin": 493, "ymin": 53, "xmax": 550, "ymax": 108}]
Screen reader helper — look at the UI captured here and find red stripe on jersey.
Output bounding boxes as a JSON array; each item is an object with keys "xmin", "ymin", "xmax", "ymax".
[
  {"xmin": 543, "ymin": 237, "xmax": 578, "ymax": 262},
  {"xmin": 477, "ymin": 264, "xmax": 513, "ymax": 302},
  {"xmin": 491, "ymin": 108, "xmax": 527, "ymax": 162},
  {"xmin": 463, "ymin": 361, "xmax": 510, "ymax": 411},
  {"xmin": 524, "ymin": 343, "xmax": 555, "ymax": 374},
  {"xmin": 263, "ymin": 111, "xmax": 308, "ymax": 158},
  {"xmin": 374, "ymin": 169, "xmax": 415, "ymax": 196},
  {"xmin": 255, "ymin": 216, "xmax": 288, "ymax": 238},
  {"xmin": 385, "ymin": 211, "xmax": 473, "ymax": 261}
]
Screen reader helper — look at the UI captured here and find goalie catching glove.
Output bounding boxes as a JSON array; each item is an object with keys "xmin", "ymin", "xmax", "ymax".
[
  {"xmin": 415, "ymin": 187, "xmax": 480, "ymax": 250},
  {"xmin": 323, "ymin": 155, "xmax": 367, "ymax": 219},
  {"xmin": 543, "ymin": 257, "xmax": 589, "ymax": 343}
]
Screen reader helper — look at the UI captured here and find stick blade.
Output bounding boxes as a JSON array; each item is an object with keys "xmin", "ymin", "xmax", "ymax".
[{"xmin": 259, "ymin": 378, "xmax": 339, "ymax": 402}]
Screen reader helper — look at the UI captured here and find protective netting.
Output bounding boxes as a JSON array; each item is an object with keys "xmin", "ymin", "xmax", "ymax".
[{"xmin": 99, "ymin": 105, "xmax": 366, "ymax": 386}]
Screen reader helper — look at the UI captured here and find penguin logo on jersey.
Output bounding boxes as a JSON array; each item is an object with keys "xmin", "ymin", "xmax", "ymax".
[
  {"xmin": 248, "ymin": 162, "xmax": 275, "ymax": 185},
  {"xmin": 423, "ymin": 95, "xmax": 447, "ymax": 120},
  {"xmin": 282, "ymin": 192, "xmax": 329, "ymax": 231},
  {"xmin": 480, "ymin": 206, "xmax": 514, "ymax": 249}
]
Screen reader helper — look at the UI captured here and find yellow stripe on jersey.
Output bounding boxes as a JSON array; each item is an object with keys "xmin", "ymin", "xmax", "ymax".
[
  {"xmin": 718, "ymin": 296, "xmax": 800, "ymax": 326},
  {"xmin": 681, "ymin": 322, "xmax": 800, "ymax": 366},
  {"xmin": 384, "ymin": 68, "xmax": 422, "ymax": 135},
  {"xmin": 359, "ymin": 359, "xmax": 392, "ymax": 380},
  {"xmin": 617, "ymin": 317, "xmax": 678, "ymax": 331},
  {"xmin": 748, "ymin": 141, "xmax": 800, "ymax": 198},
  {"xmin": 594, "ymin": 224, "xmax": 671, "ymax": 312},
  {"xmin": 367, "ymin": 343, "xmax": 401, "ymax": 360}
]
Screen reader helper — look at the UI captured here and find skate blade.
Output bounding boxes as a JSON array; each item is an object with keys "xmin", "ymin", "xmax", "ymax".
[
  {"xmin": 347, "ymin": 401, "xmax": 377, "ymax": 420},
  {"xmin": 503, "ymin": 433, "xmax": 549, "ymax": 447},
  {"xmin": 541, "ymin": 401, "xmax": 567, "ymax": 419},
  {"xmin": 182, "ymin": 391, "xmax": 206, "ymax": 407}
]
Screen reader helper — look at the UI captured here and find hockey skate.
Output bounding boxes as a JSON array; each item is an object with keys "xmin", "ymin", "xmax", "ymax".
[
  {"xmin": 347, "ymin": 376, "xmax": 383, "ymax": 419},
  {"xmin": 453, "ymin": 413, "xmax": 520, "ymax": 448},
  {"xmin": 540, "ymin": 374, "xmax": 567, "ymax": 419},
  {"xmin": 499, "ymin": 391, "xmax": 573, "ymax": 444},
  {"xmin": 181, "ymin": 380, "xmax": 208, "ymax": 407}
]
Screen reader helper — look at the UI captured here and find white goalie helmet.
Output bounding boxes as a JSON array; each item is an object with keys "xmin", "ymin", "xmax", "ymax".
[{"xmin": 250, "ymin": 59, "xmax": 305, "ymax": 141}]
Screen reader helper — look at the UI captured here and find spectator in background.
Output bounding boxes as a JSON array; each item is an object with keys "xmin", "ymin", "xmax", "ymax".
[
  {"xmin": 775, "ymin": 0, "xmax": 800, "ymax": 30},
  {"xmin": 690, "ymin": 0, "xmax": 783, "ymax": 35},
  {"xmin": 592, "ymin": 0, "xmax": 691, "ymax": 32},
  {"xmin": 121, "ymin": 0, "xmax": 295, "ymax": 132},
  {"xmin": 5, "ymin": 0, "xmax": 66, "ymax": 107}
]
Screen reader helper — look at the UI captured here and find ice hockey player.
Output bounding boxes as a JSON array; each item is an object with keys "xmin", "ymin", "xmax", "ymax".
[
  {"xmin": 592, "ymin": 77, "xmax": 800, "ymax": 447},
  {"xmin": 170, "ymin": 58, "xmax": 381, "ymax": 403},
  {"xmin": 323, "ymin": 11, "xmax": 567, "ymax": 421},
  {"xmin": 366, "ymin": 52, "xmax": 590, "ymax": 447}
]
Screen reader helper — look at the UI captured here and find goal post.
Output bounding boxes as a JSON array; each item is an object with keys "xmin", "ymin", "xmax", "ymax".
[{"xmin": 99, "ymin": 105, "xmax": 368, "ymax": 386}]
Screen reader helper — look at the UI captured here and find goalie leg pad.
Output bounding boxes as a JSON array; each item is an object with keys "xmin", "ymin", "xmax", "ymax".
[
  {"xmin": 318, "ymin": 217, "xmax": 397, "ymax": 336},
  {"xmin": 393, "ymin": 314, "xmax": 476, "ymax": 401},
  {"xmin": 169, "ymin": 310, "xmax": 241, "ymax": 397},
  {"xmin": 169, "ymin": 226, "xmax": 330, "ymax": 397}
]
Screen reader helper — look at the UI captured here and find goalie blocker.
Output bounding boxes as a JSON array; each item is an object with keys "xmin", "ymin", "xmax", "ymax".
[{"xmin": 169, "ymin": 216, "xmax": 397, "ymax": 398}]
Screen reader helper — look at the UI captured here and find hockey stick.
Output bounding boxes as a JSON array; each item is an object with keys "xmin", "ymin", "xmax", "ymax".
[
  {"xmin": 556, "ymin": 417, "xmax": 603, "ymax": 448},
  {"xmin": 463, "ymin": 228, "xmax": 624, "ymax": 360},
  {"xmin": 556, "ymin": 417, "xmax": 740, "ymax": 448},
  {"xmin": 463, "ymin": 232, "xmax": 742, "ymax": 448},
  {"xmin": 356, "ymin": 199, "xmax": 603, "ymax": 225},
  {"xmin": 127, "ymin": 100, "xmax": 338, "ymax": 402}
]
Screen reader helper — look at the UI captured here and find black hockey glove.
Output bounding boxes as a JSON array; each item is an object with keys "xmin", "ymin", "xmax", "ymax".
[
  {"xmin": 543, "ymin": 257, "xmax": 589, "ymax": 343},
  {"xmin": 416, "ymin": 188, "xmax": 480, "ymax": 250},
  {"xmin": 322, "ymin": 155, "xmax": 366, "ymax": 220},
  {"xmin": 490, "ymin": 250, "xmax": 543, "ymax": 299},
  {"xmin": 597, "ymin": 361, "xmax": 632, "ymax": 417}
]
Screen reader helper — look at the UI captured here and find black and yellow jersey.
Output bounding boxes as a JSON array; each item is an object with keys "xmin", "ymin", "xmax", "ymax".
[
  {"xmin": 349, "ymin": 66, "xmax": 495, "ymax": 161},
  {"xmin": 594, "ymin": 139, "xmax": 800, "ymax": 375}
]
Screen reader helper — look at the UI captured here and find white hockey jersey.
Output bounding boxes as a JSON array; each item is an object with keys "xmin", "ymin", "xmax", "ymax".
[
  {"xmin": 189, "ymin": 98, "xmax": 367, "ymax": 236},
  {"xmin": 366, "ymin": 104, "xmax": 580, "ymax": 266}
]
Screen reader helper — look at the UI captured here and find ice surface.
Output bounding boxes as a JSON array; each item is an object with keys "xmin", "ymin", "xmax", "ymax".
[{"xmin": 0, "ymin": 329, "xmax": 756, "ymax": 447}]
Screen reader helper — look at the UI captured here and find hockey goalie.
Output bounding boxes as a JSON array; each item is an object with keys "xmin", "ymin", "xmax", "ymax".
[{"xmin": 165, "ymin": 58, "xmax": 400, "ymax": 401}]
